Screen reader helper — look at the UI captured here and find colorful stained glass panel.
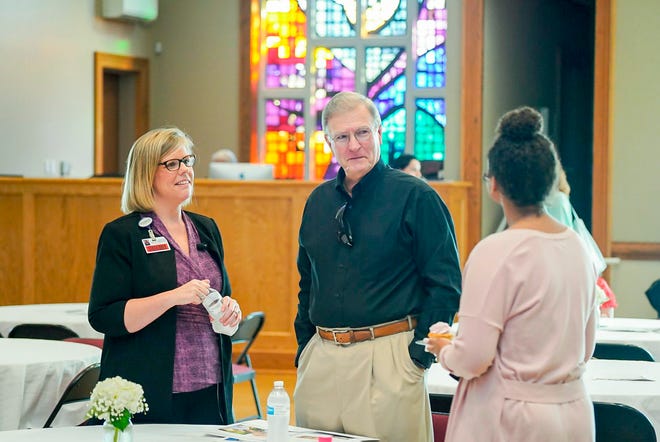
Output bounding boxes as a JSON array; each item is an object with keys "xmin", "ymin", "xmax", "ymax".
[
  {"xmin": 416, "ymin": 0, "xmax": 447, "ymax": 88},
  {"xmin": 366, "ymin": 0, "xmax": 407, "ymax": 36},
  {"xmin": 264, "ymin": 0, "xmax": 307, "ymax": 88},
  {"xmin": 265, "ymin": 99, "xmax": 305, "ymax": 179},
  {"xmin": 414, "ymin": 98, "xmax": 445, "ymax": 161}
]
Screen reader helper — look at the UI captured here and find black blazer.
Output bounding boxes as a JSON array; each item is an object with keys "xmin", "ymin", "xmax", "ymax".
[{"xmin": 88, "ymin": 211, "xmax": 234, "ymax": 424}]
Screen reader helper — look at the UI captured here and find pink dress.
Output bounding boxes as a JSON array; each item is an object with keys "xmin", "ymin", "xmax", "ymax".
[{"xmin": 439, "ymin": 228, "xmax": 598, "ymax": 442}]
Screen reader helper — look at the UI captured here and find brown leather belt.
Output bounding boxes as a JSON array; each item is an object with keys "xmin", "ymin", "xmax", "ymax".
[{"xmin": 317, "ymin": 316, "xmax": 417, "ymax": 345}]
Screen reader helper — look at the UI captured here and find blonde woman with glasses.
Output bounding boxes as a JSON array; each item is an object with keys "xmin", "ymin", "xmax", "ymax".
[{"xmin": 89, "ymin": 127, "xmax": 241, "ymax": 425}]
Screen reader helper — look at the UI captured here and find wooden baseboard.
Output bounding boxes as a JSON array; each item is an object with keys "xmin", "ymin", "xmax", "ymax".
[{"xmin": 611, "ymin": 242, "xmax": 660, "ymax": 261}]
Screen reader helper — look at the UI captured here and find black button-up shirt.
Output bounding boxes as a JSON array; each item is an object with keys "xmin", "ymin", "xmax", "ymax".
[{"xmin": 294, "ymin": 160, "xmax": 462, "ymax": 368}]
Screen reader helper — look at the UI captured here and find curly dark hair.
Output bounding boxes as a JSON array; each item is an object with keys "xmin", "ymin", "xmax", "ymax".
[{"xmin": 487, "ymin": 106, "xmax": 557, "ymax": 209}]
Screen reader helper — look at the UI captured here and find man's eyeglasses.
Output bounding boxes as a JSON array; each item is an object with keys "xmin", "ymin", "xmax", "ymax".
[
  {"xmin": 335, "ymin": 202, "xmax": 353, "ymax": 247},
  {"xmin": 330, "ymin": 126, "xmax": 374, "ymax": 148},
  {"xmin": 159, "ymin": 154, "xmax": 196, "ymax": 171},
  {"xmin": 482, "ymin": 172, "xmax": 491, "ymax": 182}
]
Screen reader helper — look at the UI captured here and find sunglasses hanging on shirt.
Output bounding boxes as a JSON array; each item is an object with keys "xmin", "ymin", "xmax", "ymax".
[{"xmin": 335, "ymin": 202, "xmax": 353, "ymax": 247}]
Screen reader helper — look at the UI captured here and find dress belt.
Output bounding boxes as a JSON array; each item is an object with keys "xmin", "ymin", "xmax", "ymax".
[
  {"xmin": 317, "ymin": 316, "xmax": 417, "ymax": 345},
  {"xmin": 501, "ymin": 377, "xmax": 587, "ymax": 403}
]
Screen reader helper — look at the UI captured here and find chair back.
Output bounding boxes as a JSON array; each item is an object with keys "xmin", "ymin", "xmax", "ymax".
[
  {"xmin": 593, "ymin": 343, "xmax": 655, "ymax": 362},
  {"xmin": 43, "ymin": 362, "xmax": 101, "ymax": 427},
  {"xmin": 593, "ymin": 401, "xmax": 656, "ymax": 442},
  {"xmin": 232, "ymin": 311, "xmax": 265, "ymax": 366},
  {"xmin": 8, "ymin": 323, "xmax": 79, "ymax": 340},
  {"xmin": 432, "ymin": 412, "xmax": 449, "ymax": 442},
  {"xmin": 64, "ymin": 337, "xmax": 104, "ymax": 349}
]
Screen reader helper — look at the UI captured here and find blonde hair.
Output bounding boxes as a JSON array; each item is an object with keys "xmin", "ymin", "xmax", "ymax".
[
  {"xmin": 121, "ymin": 127, "xmax": 194, "ymax": 214},
  {"xmin": 557, "ymin": 166, "xmax": 571, "ymax": 195}
]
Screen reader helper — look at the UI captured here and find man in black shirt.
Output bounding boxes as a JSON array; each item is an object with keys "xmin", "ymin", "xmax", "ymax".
[{"xmin": 293, "ymin": 91, "xmax": 461, "ymax": 442}]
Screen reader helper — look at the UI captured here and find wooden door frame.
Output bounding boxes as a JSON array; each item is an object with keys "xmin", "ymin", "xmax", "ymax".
[
  {"xmin": 238, "ymin": 0, "xmax": 614, "ymax": 259},
  {"xmin": 94, "ymin": 52, "xmax": 149, "ymax": 175}
]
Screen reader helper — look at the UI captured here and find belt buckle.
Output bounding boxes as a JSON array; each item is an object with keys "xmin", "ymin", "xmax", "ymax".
[{"xmin": 331, "ymin": 329, "xmax": 352, "ymax": 345}]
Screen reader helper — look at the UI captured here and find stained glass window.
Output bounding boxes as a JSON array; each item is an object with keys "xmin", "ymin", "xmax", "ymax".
[{"xmin": 257, "ymin": 0, "xmax": 448, "ymax": 179}]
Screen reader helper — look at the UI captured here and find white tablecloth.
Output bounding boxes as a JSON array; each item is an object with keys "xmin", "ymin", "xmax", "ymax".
[
  {"xmin": 0, "ymin": 339, "xmax": 102, "ymax": 430},
  {"xmin": 596, "ymin": 317, "xmax": 660, "ymax": 361},
  {"xmin": 0, "ymin": 303, "xmax": 102, "ymax": 339},
  {"xmin": 0, "ymin": 421, "xmax": 378, "ymax": 441},
  {"xmin": 427, "ymin": 359, "xmax": 660, "ymax": 439},
  {"xmin": 0, "ymin": 424, "xmax": 218, "ymax": 441}
]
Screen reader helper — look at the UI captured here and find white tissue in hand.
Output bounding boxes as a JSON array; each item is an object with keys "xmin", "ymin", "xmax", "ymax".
[{"xmin": 429, "ymin": 322, "xmax": 452, "ymax": 336}]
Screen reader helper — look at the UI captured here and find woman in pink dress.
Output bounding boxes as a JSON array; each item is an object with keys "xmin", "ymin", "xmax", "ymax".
[{"xmin": 426, "ymin": 106, "xmax": 598, "ymax": 441}]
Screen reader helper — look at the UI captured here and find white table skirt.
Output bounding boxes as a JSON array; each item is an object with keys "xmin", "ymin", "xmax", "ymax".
[
  {"xmin": 0, "ymin": 303, "xmax": 102, "ymax": 339},
  {"xmin": 0, "ymin": 339, "xmax": 102, "ymax": 431},
  {"xmin": 0, "ymin": 424, "xmax": 219, "ymax": 441},
  {"xmin": 0, "ymin": 421, "xmax": 378, "ymax": 441},
  {"xmin": 427, "ymin": 359, "xmax": 660, "ymax": 439},
  {"xmin": 596, "ymin": 317, "xmax": 660, "ymax": 361}
]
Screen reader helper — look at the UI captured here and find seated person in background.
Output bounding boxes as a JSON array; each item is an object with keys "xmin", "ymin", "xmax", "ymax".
[
  {"xmin": 390, "ymin": 153, "xmax": 423, "ymax": 178},
  {"xmin": 211, "ymin": 148, "xmax": 238, "ymax": 163},
  {"xmin": 426, "ymin": 106, "xmax": 597, "ymax": 442}
]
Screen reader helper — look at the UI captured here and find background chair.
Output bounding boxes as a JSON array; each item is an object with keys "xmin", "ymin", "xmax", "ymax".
[
  {"xmin": 593, "ymin": 343, "xmax": 655, "ymax": 362},
  {"xmin": 231, "ymin": 311, "xmax": 265, "ymax": 422},
  {"xmin": 593, "ymin": 402, "xmax": 656, "ymax": 442},
  {"xmin": 8, "ymin": 323, "xmax": 79, "ymax": 340},
  {"xmin": 432, "ymin": 412, "xmax": 450, "ymax": 442},
  {"xmin": 64, "ymin": 337, "xmax": 104, "ymax": 349},
  {"xmin": 43, "ymin": 362, "xmax": 101, "ymax": 428}
]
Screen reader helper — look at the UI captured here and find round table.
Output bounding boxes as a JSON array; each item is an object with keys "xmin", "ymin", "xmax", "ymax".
[
  {"xmin": 0, "ymin": 339, "xmax": 102, "ymax": 430},
  {"xmin": 0, "ymin": 303, "xmax": 102, "ymax": 339},
  {"xmin": 596, "ymin": 317, "xmax": 660, "ymax": 361}
]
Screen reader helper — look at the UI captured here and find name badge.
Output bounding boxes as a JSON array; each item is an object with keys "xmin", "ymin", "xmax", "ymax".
[{"xmin": 142, "ymin": 237, "xmax": 171, "ymax": 254}]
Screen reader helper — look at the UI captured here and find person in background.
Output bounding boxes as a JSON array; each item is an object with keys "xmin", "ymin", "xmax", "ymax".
[
  {"xmin": 294, "ymin": 91, "xmax": 462, "ymax": 442},
  {"xmin": 545, "ymin": 163, "xmax": 617, "ymax": 317},
  {"xmin": 89, "ymin": 127, "xmax": 241, "ymax": 425},
  {"xmin": 211, "ymin": 148, "xmax": 238, "ymax": 163},
  {"xmin": 426, "ymin": 107, "xmax": 597, "ymax": 441},
  {"xmin": 390, "ymin": 153, "xmax": 423, "ymax": 178}
]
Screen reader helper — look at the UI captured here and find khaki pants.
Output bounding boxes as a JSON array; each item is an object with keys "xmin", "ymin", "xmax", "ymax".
[{"xmin": 294, "ymin": 330, "xmax": 433, "ymax": 442}]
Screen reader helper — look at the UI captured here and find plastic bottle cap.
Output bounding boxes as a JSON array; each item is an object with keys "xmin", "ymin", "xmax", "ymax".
[{"xmin": 274, "ymin": 380, "xmax": 284, "ymax": 387}]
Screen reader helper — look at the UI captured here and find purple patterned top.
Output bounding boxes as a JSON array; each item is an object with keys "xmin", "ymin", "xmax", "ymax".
[{"xmin": 148, "ymin": 212, "xmax": 223, "ymax": 393}]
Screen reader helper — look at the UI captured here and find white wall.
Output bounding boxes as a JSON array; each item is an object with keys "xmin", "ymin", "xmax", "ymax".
[
  {"xmin": 0, "ymin": 0, "xmax": 240, "ymax": 178},
  {"xmin": 150, "ymin": 0, "xmax": 240, "ymax": 176},
  {"xmin": 610, "ymin": 0, "xmax": 660, "ymax": 317},
  {"xmin": 0, "ymin": 0, "xmax": 152, "ymax": 177}
]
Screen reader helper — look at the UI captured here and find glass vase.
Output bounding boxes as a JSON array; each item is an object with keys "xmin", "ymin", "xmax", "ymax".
[{"xmin": 103, "ymin": 419, "xmax": 133, "ymax": 442}]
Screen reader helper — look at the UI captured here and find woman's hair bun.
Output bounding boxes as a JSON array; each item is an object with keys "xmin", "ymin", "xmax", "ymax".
[{"xmin": 497, "ymin": 106, "xmax": 543, "ymax": 142}]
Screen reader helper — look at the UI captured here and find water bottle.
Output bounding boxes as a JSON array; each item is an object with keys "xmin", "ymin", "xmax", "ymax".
[
  {"xmin": 266, "ymin": 380, "xmax": 290, "ymax": 442},
  {"xmin": 201, "ymin": 288, "xmax": 238, "ymax": 335}
]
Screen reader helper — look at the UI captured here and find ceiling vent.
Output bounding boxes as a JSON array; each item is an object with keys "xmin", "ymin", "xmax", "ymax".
[{"xmin": 102, "ymin": 0, "xmax": 158, "ymax": 23}]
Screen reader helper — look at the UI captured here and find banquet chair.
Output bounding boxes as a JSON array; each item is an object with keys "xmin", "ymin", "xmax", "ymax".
[
  {"xmin": 593, "ymin": 343, "xmax": 655, "ymax": 362},
  {"xmin": 8, "ymin": 323, "xmax": 79, "ymax": 340},
  {"xmin": 593, "ymin": 402, "xmax": 656, "ymax": 442},
  {"xmin": 432, "ymin": 412, "xmax": 450, "ymax": 442},
  {"xmin": 430, "ymin": 393, "xmax": 454, "ymax": 413},
  {"xmin": 64, "ymin": 337, "xmax": 105, "ymax": 349},
  {"xmin": 43, "ymin": 362, "xmax": 101, "ymax": 428},
  {"xmin": 231, "ymin": 311, "xmax": 265, "ymax": 422}
]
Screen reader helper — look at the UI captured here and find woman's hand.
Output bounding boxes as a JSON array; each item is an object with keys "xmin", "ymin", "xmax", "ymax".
[
  {"xmin": 425, "ymin": 336, "xmax": 452, "ymax": 360},
  {"xmin": 216, "ymin": 296, "xmax": 242, "ymax": 327},
  {"xmin": 171, "ymin": 279, "xmax": 210, "ymax": 306}
]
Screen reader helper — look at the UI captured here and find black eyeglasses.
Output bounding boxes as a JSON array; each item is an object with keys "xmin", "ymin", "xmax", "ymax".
[
  {"xmin": 335, "ymin": 202, "xmax": 353, "ymax": 247},
  {"xmin": 159, "ymin": 154, "xmax": 196, "ymax": 171},
  {"xmin": 482, "ymin": 172, "xmax": 491, "ymax": 182}
]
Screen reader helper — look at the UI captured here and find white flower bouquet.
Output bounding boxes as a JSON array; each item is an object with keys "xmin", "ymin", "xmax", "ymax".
[{"xmin": 86, "ymin": 376, "xmax": 149, "ymax": 434}]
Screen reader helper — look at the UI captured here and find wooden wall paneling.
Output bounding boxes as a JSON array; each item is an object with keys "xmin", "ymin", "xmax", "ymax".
[
  {"xmin": 611, "ymin": 242, "xmax": 660, "ymax": 261},
  {"xmin": 0, "ymin": 191, "xmax": 25, "ymax": 305},
  {"xmin": 2, "ymin": 178, "xmax": 469, "ymax": 368}
]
